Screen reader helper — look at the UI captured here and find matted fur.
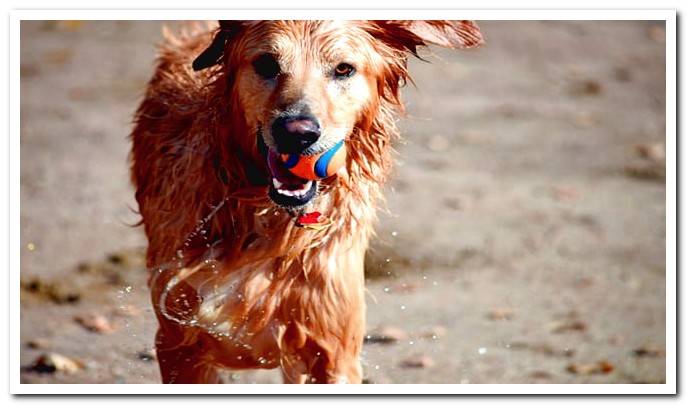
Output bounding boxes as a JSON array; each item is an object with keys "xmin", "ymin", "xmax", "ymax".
[{"xmin": 130, "ymin": 20, "xmax": 482, "ymax": 384}]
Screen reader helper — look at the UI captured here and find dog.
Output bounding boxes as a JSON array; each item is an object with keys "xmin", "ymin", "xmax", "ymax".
[{"xmin": 130, "ymin": 20, "xmax": 483, "ymax": 384}]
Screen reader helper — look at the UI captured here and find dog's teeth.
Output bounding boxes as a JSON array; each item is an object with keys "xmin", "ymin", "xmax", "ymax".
[{"xmin": 274, "ymin": 180, "xmax": 314, "ymax": 199}]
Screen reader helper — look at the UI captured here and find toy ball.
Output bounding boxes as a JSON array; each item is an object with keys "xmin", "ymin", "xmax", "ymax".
[{"xmin": 280, "ymin": 140, "xmax": 347, "ymax": 180}]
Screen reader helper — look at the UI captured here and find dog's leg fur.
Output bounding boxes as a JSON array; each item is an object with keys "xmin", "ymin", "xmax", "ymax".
[
  {"xmin": 280, "ymin": 363, "xmax": 308, "ymax": 384},
  {"xmin": 155, "ymin": 328, "xmax": 222, "ymax": 384},
  {"xmin": 279, "ymin": 338, "xmax": 364, "ymax": 384},
  {"xmin": 307, "ymin": 348, "xmax": 363, "ymax": 384},
  {"xmin": 277, "ymin": 249, "xmax": 367, "ymax": 384}
]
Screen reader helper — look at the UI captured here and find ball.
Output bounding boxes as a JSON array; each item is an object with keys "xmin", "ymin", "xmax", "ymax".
[{"xmin": 280, "ymin": 140, "xmax": 347, "ymax": 180}]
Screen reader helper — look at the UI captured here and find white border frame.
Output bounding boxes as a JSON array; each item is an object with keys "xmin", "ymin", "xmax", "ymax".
[{"xmin": 9, "ymin": 9, "xmax": 676, "ymax": 395}]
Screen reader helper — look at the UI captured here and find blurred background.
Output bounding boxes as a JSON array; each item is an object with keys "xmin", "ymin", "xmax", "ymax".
[{"xmin": 20, "ymin": 20, "xmax": 666, "ymax": 384}]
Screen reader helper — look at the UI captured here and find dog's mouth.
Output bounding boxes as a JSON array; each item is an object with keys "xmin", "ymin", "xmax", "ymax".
[{"xmin": 266, "ymin": 149, "xmax": 317, "ymax": 207}]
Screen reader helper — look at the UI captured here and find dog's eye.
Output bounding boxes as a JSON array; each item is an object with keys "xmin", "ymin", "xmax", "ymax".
[
  {"xmin": 253, "ymin": 54, "xmax": 281, "ymax": 79},
  {"xmin": 334, "ymin": 63, "xmax": 356, "ymax": 78}
]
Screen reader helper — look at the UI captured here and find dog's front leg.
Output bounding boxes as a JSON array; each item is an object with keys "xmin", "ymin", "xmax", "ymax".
[
  {"xmin": 280, "ymin": 363, "xmax": 308, "ymax": 384},
  {"xmin": 280, "ymin": 354, "xmax": 362, "ymax": 384},
  {"xmin": 280, "ymin": 341, "xmax": 363, "ymax": 384},
  {"xmin": 155, "ymin": 327, "xmax": 221, "ymax": 384},
  {"xmin": 311, "ymin": 353, "xmax": 363, "ymax": 384}
]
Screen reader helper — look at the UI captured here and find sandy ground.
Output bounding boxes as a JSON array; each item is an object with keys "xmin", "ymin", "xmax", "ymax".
[{"xmin": 19, "ymin": 20, "xmax": 667, "ymax": 384}]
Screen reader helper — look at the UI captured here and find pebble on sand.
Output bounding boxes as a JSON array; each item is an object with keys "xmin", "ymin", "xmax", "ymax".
[
  {"xmin": 30, "ymin": 352, "xmax": 84, "ymax": 374},
  {"xmin": 26, "ymin": 338, "xmax": 50, "ymax": 350},
  {"xmin": 633, "ymin": 346, "xmax": 664, "ymax": 358},
  {"xmin": 487, "ymin": 308, "xmax": 515, "ymax": 321},
  {"xmin": 74, "ymin": 313, "xmax": 116, "ymax": 333},
  {"xmin": 365, "ymin": 326, "xmax": 408, "ymax": 344},
  {"xmin": 137, "ymin": 349, "xmax": 157, "ymax": 362},
  {"xmin": 566, "ymin": 360, "xmax": 614, "ymax": 375},
  {"xmin": 634, "ymin": 142, "xmax": 665, "ymax": 162},
  {"xmin": 400, "ymin": 355, "xmax": 435, "ymax": 369},
  {"xmin": 551, "ymin": 320, "xmax": 588, "ymax": 334}
]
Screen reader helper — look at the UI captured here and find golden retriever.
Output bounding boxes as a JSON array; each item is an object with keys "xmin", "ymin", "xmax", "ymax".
[{"xmin": 130, "ymin": 20, "xmax": 483, "ymax": 384}]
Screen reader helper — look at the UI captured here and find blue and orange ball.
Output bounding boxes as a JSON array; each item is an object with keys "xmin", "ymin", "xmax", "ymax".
[{"xmin": 280, "ymin": 140, "xmax": 347, "ymax": 180}]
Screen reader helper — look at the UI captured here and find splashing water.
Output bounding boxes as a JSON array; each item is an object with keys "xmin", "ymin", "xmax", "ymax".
[{"xmin": 148, "ymin": 197, "xmax": 257, "ymax": 342}]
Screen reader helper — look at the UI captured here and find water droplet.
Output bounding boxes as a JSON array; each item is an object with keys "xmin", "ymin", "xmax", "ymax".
[
  {"xmin": 374, "ymin": 365, "xmax": 380, "ymax": 370},
  {"xmin": 478, "ymin": 347, "xmax": 487, "ymax": 355},
  {"xmin": 26, "ymin": 242, "xmax": 36, "ymax": 251},
  {"xmin": 391, "ymin": 231, "xmax": 398, "ymax": 237},
  {"xmin": 400, "ymin": 305, "xmax": 406, "ymax": 310},
  {"xmin": 383, "ymin": 287, "xmax": 390, "ymax": 293}
]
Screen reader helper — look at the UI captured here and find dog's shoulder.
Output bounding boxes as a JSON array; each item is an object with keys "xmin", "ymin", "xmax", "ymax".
[{"xmin": 130, "ymin": 24, "xmax": 221, "ymax": 210}]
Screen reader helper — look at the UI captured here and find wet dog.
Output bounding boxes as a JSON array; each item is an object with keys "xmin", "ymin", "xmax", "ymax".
[{"xmin": 130, "ymin": 20, "xmax": 482, "ymax": 383}]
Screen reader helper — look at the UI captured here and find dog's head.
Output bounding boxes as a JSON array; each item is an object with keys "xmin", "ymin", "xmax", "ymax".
[{"xmin": 194, "ymin": 20, "xmax": 483, "ymax": 208}]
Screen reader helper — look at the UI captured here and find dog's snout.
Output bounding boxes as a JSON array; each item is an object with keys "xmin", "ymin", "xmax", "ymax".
[{"xmin": 271, "ymin": 115, "xmax": 321, "ymax": 154}]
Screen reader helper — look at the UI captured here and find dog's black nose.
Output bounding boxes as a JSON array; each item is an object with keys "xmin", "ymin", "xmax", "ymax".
[{"xmin": 271, "ymin": 115, "xmax": 321, "ymax": 154}]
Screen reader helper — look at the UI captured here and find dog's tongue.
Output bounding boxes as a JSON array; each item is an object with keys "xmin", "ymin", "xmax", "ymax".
[{"xmin": 267, "ymin": 149, "xmax": 309, "ymax": 187}]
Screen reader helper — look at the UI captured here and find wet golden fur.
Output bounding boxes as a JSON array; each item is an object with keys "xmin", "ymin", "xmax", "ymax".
[{"xmin": 130, "ymin": 20, "xmax": 482, "ymax": 383}]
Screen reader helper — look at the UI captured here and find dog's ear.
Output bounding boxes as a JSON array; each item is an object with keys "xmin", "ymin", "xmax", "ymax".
[
  {"xmin": 192, "ymin": 21, "xmax": 247, "ymax": 71},
  {"xmin": 369, "ymin": 20, "xmax": 484, "ymax": 55}
]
